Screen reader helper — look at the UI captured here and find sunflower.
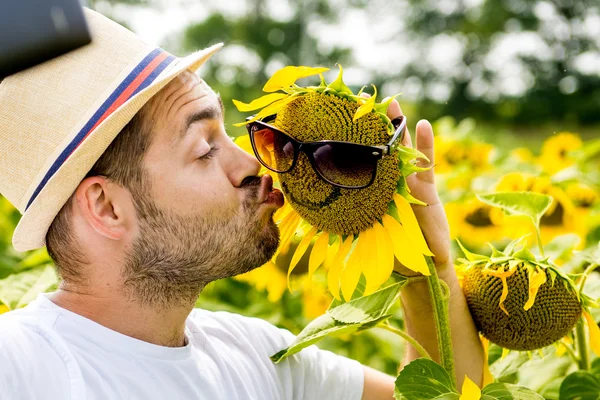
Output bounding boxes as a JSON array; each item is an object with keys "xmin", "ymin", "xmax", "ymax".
[
  {"xmin": 457, "ymin": 237, "xmax": 597, "ymax": 351},
  {"xmin": 496, "ymin": 173, "xmax": 583, "ymax": 246},
  {"xmin": 445, "ymin": 197, "xmax": 505, "ymax": 249},
  {"xmin": 233, "ymin": 65, "xmax": 433, "ymax": 301},
  {"xmin": 538, "ymin": 132, "xmax": 583, "ymax": 175},
  {"xmin": 432, "ymin": 118, "xmax": 493, "ymax": 190}
]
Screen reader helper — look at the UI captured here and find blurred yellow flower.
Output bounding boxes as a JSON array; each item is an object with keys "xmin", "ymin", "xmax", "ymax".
[
  {"xmin": 496, "ymin": 173, "xmax": 584, "ymax": 245},
  {"xmin": 510, "ymin": 147, "xmax": 534, "ymax": 163},
  {"xmin": 236, "ymin": 260, "xmax": 287, "ymax": 303},
  {"xmin": 538, "ymin": 132, "xmax": 582, "ymax": 174},
  {"xmin": 435, "ymin": 136, "xmax": 493, "ymax": 175},
  {"xmin": 0, "ymin": 304, "xmax": 9, "ymax": 314},
  {"xmin": 446, "ymin": 198, "xmax": 505, "ymax": 248}
]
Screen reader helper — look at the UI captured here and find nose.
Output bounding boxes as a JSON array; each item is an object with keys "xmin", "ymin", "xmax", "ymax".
[{"xmin": 225, "ymin": 139, "xmax": 261, "ymax": 187}]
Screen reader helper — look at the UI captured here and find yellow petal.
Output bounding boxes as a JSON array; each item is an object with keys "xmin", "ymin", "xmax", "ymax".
[
  {"xmin": 393, "ymin": 194, "xmax": 434, "ymax": 256},
  {"xmin": 235, "ymin": 135, "xmax": 254, "ymax": 155},
  {"xmin": 327, "ymin": 235, "xmax": 354, "ymax": 300},
  {"xmin": 483, "ymin": 265, "xmax": 518, "ymax": 316},
  {"xmin": 359, "ymin": 227, "xmax": 378, "ymax": 289},
  {"xmin": 233, "ymin": 97, "xmax": 294, "ymax": 127},
  {"xmin": 287, "ymin": 227, "xmax": 318, "ymax": 290},
  {"xmin": 232, "ymin": 93, "xmax": 288, "ymax": 112},
  {"xmin": 501, "ymin": 347, "xmax": 510, "ymax": 359},
  {"xmin": 263, "ymin": 66, "xmax": 329, "ymax": 92},
  {"xmin": 353, "ymin": 85, "xmax": 376, "ymax": 122},
  {"xmin": 480, "ymin": 336, "xmax": 495, "ymax": 386},
  {"xmin": 381, "ymin": 214, "xmax": 430, "ymax": 275},
  {"xmin": 278, "ymin": 210, "xmax": 302, "ymax": 254},
  {"xmin": 340, "ymin": 237, "xmax": 364, "ymax": 301},
  {"xmin": 308, "ymin": 233, "xmax": 330, "ymax": 280},
  {"xmin": 583, "ymin": 311, "xmax": 600, "ymax": 357},
  {"xmin": 323, "ymin": 236, "xmax": 340, "ymax": 270},
  {"xmin": 523, "ymin": 267, "xmax": 547, "ymax": 311},
  {"xmin": 459, "ymin": 375, "xmax": 481, "ymax": 400},
  {"xmin": 363, "ymin": 222, "xmax": 395, "ymax": 294}
]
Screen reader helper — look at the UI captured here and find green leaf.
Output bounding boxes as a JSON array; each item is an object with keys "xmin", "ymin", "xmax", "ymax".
[
  {"xmin": 476, "ymin": 192, "xmax": 553, "ymax": 230},
  {"xmin": 481, "ymin": 383, "xmax": 544, "ymax": 399},
  {"xmin": 394, "ymin": 358, "xmax": 458, "ymax": 400},
  {"xmin": 326, "ymin": 64, "xmax": 353, "ymax": 95},
  {"xmin": 270, "ymin": 313, "xmax": 360, "ymax": 363},
  {"xmin": 0, "ymin": 264, "xmax": 57, "ymax": 310},
  {"xmin": 327, "ymin": 280, "xmax": 406, "ymax": 324},
  {"xmin": 272, "ymin": 280, "xmax": 406, "ymax": 363},
  {"xmin": 17, "ymin": 248, "xmax": 52, "ymax": 270},
  {"xmin": 558, "ymin": 371, "xmax": 600, "ymax": 400},
  {"xmin": 457, "ymin": 239, "xmax": 488, "ymax": 262}
]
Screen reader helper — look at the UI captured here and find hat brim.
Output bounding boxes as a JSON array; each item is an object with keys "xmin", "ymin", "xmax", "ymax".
[{"xmin": 12, "ymin": 43, "xmax": 223, "ymax": 252}]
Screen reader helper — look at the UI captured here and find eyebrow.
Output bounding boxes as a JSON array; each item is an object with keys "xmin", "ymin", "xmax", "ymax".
[{"xmin": 180, "ymin": 96, "xmax": 225, "ymax": 139}]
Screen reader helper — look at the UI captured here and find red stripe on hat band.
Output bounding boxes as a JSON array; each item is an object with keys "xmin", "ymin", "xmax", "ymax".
[{"xmin": 70, "ymin": 51, "xmax": 170, "ymax": 156}]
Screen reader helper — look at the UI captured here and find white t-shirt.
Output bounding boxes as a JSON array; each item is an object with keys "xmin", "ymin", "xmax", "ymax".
[{"xmin": 0, "ymin": 294, "xmax": 364, "ymax": 400}]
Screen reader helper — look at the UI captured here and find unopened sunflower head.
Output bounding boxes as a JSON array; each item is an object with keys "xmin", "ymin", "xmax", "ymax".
[
  {"xmin": 233, "ymin": 65, "xmax": 434, "ymax": 300},
  {"xmin": 457, "ymin": 236, "xmax": 590, "ymax": 351}
]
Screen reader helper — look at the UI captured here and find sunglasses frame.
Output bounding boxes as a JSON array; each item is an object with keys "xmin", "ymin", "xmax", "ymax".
[{"xmin": 245, "ymin": 114, "xmax": 407, "ymax": 189}]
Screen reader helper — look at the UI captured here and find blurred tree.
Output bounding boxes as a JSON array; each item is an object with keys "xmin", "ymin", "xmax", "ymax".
[
  {"xmin": 397, "ymin": 0, "xmax": 600, "ymax": 124},
  {"xmin": 179, "ymin": 0, "xmax": 355, "ymax": 131}
]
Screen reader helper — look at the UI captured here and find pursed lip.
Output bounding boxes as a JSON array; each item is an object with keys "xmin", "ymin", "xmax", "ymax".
[{"xmin": 257, "ymin": 174, "xmax": 284, "ymax": 208}]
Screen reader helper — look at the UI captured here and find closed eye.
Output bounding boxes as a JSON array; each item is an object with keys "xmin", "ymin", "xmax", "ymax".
[{"xmin": 199, "ymin": 145, "xmax": 220, "ymax": 161}]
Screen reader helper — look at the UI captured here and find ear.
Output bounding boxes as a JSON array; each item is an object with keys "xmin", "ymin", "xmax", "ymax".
[{"xmin": 73, "ymin": 176, "xmax": 131, "ymax": 241}]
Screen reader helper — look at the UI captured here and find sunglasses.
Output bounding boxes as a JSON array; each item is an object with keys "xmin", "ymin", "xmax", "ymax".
[{"xmin": 245, "ymin": 115, "xmax": 407, "ymax": 189}]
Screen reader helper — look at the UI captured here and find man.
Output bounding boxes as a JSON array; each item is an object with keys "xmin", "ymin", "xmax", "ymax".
[{"xmin": 0, "ymin": 8, "xmax": 483, "ymax": 400}]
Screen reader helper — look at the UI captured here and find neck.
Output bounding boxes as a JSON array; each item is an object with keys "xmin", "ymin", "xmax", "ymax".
[{"xmin": 50, "ymin": 284, "xmax": 196, "ymax": 347}]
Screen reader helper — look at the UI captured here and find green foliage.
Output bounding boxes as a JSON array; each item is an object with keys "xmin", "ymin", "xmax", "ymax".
[
  {"xmin": 271, "ymin": 280, "xmax": 405, "ymax": 362},
  {"xmin": 0, "ymin": 264, "xmax": 57, "ymax": 310},
  {"xmin": 476, "ymin": 192, "xmax": 553, "ymax": 232},
  {"xmin": 394, "ymin": 358, "xmax": 458, "ymax": 400},
  {"xmin": 394, "ymin": 358, "xmax": 544, "ymax": 400},
  {"xmin": 558, "ymin": 371, "xmax": 600, "ymax": 400}
]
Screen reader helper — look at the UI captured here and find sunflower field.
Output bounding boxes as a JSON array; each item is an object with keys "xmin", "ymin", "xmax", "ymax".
[{"xmin": 1, "ymin": 103, "xmax": 599, "ymax": 398}]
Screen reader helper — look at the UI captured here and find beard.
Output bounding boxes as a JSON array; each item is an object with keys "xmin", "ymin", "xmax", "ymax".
[{"xmin": 121, "ymin": 177, "xmax": 279, "ymax": 308}]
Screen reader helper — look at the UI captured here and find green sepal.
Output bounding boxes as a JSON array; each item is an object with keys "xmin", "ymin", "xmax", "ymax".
[{"xmin": 326, "ymin": 64, "xmax": 353, "ymax": 95}]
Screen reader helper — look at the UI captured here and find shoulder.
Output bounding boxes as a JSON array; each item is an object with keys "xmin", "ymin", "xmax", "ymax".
[
  {"xmin": 188, "ymin": 308, "xmax": 294, "ymax": 352},
  {"xmin": 0, "ymin": 311, "xmax": 75, "ymax": 399}
]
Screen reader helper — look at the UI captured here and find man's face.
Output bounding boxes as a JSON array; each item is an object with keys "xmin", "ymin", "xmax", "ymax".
[{"xmin": 122, "ymin": 70, "xmax": 282, "ymax": 307}]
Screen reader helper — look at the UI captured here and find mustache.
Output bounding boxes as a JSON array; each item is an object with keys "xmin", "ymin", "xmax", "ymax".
[{"xmin": 240, "ymin": 175, "xmax": 262, "ymax": 204}]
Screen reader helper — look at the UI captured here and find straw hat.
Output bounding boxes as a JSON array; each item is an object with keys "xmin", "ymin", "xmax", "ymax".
[{"xmin": 0, "ymin": 8, "xmax": 222, "ymax": 252}]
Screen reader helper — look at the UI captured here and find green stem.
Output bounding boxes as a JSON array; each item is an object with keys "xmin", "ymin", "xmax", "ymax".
[
  {"xmin": 578, "ymin": 263, "xmax": 599, "ymax": 292},
  {"xmin": 378, "ymin": 323, "xmax": 432, "ymax": 360},
  {"xmin": 574, "ymin": 263, "xmax": 597, "ymax": 371},
  {"xmin": 535, "ymin": 227, "xmax": 545, "ymax": 258},
  {"xmin": 575, "ymin": 318, "xmax": 591, "ymax": 371},
  {"xmin": 561, "ymin": 339, "xmax": 580, "ymax": 365},
  {"xmin": 425, "ymin": 256, "xmax": 456, "ymax": 384}
]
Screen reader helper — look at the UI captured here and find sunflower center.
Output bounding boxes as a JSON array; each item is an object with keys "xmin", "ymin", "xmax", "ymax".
[
  {"xmin": 273, "ymin": 92, "xmax": 399, "ymax": 235},
  {"xmin": 463, "ymin": 263, "xmax": 582, "ymax": 350},
  {"xmin": 541, "ymin": 202, "xmax": 564, "ymax": 226},
  {"xmin": 465, "ymin": 206, "xmax": 493, "ymax": 227}
]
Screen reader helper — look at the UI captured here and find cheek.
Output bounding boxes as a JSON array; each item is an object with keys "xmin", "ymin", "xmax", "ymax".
[{"xmin": 153, "ymin": 162, "xmax": 242, "ymax": 217}]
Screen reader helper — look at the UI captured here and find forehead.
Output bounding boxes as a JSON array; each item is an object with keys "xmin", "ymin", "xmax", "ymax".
[{"xmin": 144, "ymin": 70, "xmax": 222, "ymax": 141}]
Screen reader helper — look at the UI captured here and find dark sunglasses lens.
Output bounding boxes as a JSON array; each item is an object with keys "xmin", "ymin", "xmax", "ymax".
[
  {"xmin": 311, "ymin": 143, "xmax": 377, "ymax": 188},
  {"xmin": 252, "ymin": 125, "xmax": 295, "ymax": 172}
]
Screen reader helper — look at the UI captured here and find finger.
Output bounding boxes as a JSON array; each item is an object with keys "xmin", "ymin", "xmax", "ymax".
[
  {"xmin": 384, "ymin": 99, "xmax": 413, "ymax": 148},
  {"xmin": 415, "ymin": 119, "xmax": 435, "ymax": 184},
  {"xmin": 386, "ymin": 98, "xmax": 402, "ymax": 120}
]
